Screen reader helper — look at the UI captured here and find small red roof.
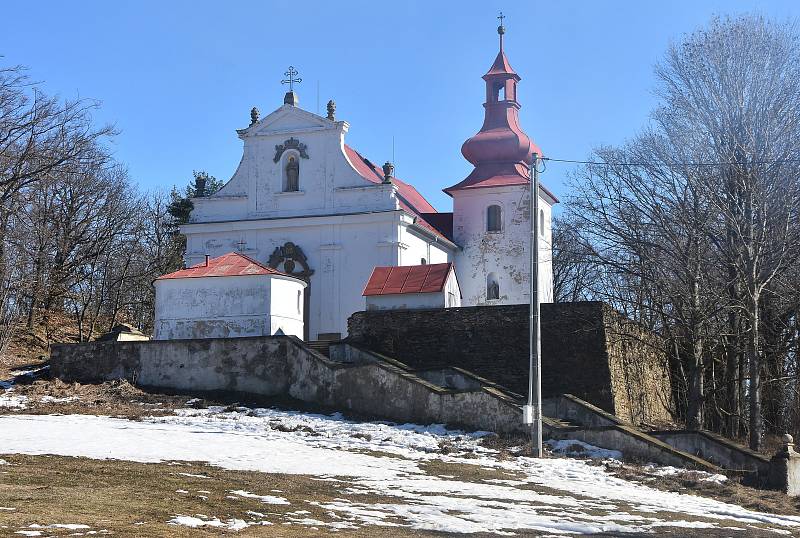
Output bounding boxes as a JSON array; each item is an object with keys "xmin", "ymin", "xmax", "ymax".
[
  {"xmin": 155, "ymin": 252, "xmax": 293, "ymax": 280},
  {"xmin": 363, "ymin": 263, "xmax": 455, "ymax": 296}
]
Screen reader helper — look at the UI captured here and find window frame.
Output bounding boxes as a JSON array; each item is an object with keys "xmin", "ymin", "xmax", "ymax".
[{"xmin": 486, "ymin": 204, "xmax": 503, "ymax": 233}]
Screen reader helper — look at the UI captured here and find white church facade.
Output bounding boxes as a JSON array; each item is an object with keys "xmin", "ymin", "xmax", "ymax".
[{"xmin": 181, "ymin": 24, "xmax": 556, "ymax": 341}]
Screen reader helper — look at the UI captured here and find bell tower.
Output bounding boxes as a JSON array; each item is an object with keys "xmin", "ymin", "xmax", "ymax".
[{"xmin": 448, "ymin": 15, "xmax": 555, "ymax": 306}]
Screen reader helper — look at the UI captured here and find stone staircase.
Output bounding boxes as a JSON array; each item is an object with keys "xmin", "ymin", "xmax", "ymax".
[{"xmin": 305, "ymin": 340, "xmax": 333, "ymax": 358}]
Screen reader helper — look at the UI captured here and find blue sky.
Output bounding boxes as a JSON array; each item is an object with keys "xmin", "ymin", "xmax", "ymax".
[{"xmin": 3, "ymin": 1, "xmax": 799, "ymax": 212}]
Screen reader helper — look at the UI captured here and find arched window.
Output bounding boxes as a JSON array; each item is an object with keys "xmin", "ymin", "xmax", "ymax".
[
  {"xmin": 539, "ymin": 209, "xmax": 545, "ymax": 237},
  {"xmin": 487, "ymin": 205, "xmax": 502, "ymax": 232},
  {"xmin": 420, "ymin": 258, "xmax": 427, "ymax": 265},
  {"xmin": 296, "ymin": 289, "xmax": 302, "ymax": 314},
  {"xmin": 494, "ymin": 83, "xmax": 506, "ymax": 102},
  {"xmin": 487, "ymin": 273, "xmax": 500, "ymax": 300},
  {"xmin": 284, "ymin": 154, "xmax": 299, "ymax": 192}
]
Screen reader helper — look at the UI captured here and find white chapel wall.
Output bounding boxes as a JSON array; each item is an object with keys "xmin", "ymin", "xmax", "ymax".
[
  {"xmin": 398, "ymin": 220, "xmax": 452, "ymax": 266},
  {"xmin": 154, "ymin": 274, "xmax": 273, "ymax": 340}
]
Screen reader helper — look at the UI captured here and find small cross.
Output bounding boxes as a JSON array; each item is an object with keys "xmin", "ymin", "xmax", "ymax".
[
  {"xmin": 281, "ymin": 66, "xmax": 302, "ymax": 91},
  {"xmin": 497, "ymin": 11, "xmax": 505, "ymax": 26},
  {"xmin": 236, "ymin": 239, "xmax": 247, "ymax": 252}
]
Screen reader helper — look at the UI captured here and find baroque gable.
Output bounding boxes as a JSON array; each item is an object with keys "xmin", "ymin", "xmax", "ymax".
[{"xmin": 239, "ymin": 105, "xmax": 341, "ymax": 139}]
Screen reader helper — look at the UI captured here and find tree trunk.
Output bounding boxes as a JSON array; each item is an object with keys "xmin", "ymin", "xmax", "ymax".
[{"xmin": 748, "ymin": 293, "xmax": 763, "ymax": 451}]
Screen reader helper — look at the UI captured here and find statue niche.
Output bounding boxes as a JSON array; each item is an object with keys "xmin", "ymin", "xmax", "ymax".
[{"xmin": 285, "ymin": 155, "xmax": 299, "ymax": 192}]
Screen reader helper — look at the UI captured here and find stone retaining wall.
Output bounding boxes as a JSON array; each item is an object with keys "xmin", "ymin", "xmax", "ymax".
[
  {"xmin": 347, "ymin": 302, "xmax": 673, "ymax": 425},
  {"xmin": 50, "ymin": 336, "xmax": 523, "ymax": 434},
  {"xmin": 650, "ymin": 430, "xmax": 771, "ymax": 476},
  {"xmin": 50, "ymin": 336, "xmax": 713, "ymax": 471}
]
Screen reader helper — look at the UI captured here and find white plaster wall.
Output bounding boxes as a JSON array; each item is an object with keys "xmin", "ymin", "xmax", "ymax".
[
  {"xmin": 366, "ymin": 292, "xmax": 445, "ymax": 311},
  {"xmin": 398, "ymin": 219, "xmax": 453, "ymax": 266},
  {"xmin": 183, "ymin": 212, "xmax": 412, "ymax": 340},
  {"xmin": 444, "ymin": 270, "xmax": 462, "ymax": 308},
  {"xmin": 189, "ymin": 105, "xmax": 399, "ymax": 224},
  {"xmin": 269, "ymin": 276, "xmax": 306, "ymax": 338},
  {"xmin": 452, "ymin": 185, "xmax": 553, "ymax": 306},
  {"xmin": 153, "ymin": 274, "xmax": 277, "ymax": 340}
]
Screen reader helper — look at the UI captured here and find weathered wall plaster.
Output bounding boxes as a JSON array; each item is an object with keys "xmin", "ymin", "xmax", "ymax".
[
  {"xmin": 154, "ymin": 274, "xmax": 305, "ymax": 340},
  {"xmin": 452, "ymin": 186, "xmax": 553, "ymax": 306}
]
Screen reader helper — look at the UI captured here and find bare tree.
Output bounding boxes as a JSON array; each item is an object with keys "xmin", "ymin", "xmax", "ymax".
[
  {"xmin": 654, "ymin": 15, "xmax": 800, "ymax": 449},
  {"xmin": 560, "ymin": 15, "xmax": 800, "ymax": 449}
]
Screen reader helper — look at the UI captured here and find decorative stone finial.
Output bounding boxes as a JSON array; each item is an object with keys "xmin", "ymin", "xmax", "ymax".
[
  {"xmin": 284, "ymin": 91, "xmax": 299, "ymax": 106},
  {"xmin": 327, "ymin": 100, "xmax": 336, "ymax": 121},
  {"xmin": 784, "ymin": 434, "xmax": 795, "ymax": 451},
  {"xmin": 382, "ymin": 161, "xmax": 394, "ymax": 184},
  {"xmin": 250, "ymin": 107, "xmax": 259, "ymax": 126}
]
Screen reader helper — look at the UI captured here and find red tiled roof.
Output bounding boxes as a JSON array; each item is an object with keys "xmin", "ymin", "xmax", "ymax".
[
  {"xmin": 155, "ymin": 252, "xmax": 292, "ymax": 280},
  {"xmin": 363, "ymin": 263, "xmax": 454, "ymax": 296},
  {"xmin": 343, "ymin": 145, "xmax": 454, "ymax": 242}
]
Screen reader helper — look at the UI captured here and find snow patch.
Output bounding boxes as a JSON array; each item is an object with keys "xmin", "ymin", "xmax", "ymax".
[
  {"xmin": 546, "ymin": 439, "xmax": 623, "ymax": 460},
  {"xmin": 176, "ymin": 472, "xmax": 210, "ymax": 479},
  {"xmin": 1, "ymin": 409, "xmax": 797, "ymax": 535},
  {"xmin": 644, "ymin": 464, "xmax": 728, "ymax": 484},
  {"xmin": 39, "ymin": 396, "xmax": 79, "ymax": 404},
  {"xmin": 168, "ymin": 515, "xmax": 248, "ymax": 530},
  {"xmin": 0, "ymin": 391, "xmax": 27, "ymax": 409},
  {"xmin": 229, "ymin": 490, "xmax": 290, "ymax": 505}
]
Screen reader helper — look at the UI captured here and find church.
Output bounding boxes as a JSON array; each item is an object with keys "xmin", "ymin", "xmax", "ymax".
[{"xmin": 180, "ymin": 22, "xmax": 557, "ymax": 341}]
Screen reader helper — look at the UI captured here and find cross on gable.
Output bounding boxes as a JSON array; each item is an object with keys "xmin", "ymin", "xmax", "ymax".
[{"xmin": 281, "ymin": 66, "xmax": 302, "ymax": 91}]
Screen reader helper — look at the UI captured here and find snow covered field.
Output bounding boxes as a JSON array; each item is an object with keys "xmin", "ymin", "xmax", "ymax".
[{"xmin": 1, "ymin": 405, "xmax": 799, "ymax": 535}]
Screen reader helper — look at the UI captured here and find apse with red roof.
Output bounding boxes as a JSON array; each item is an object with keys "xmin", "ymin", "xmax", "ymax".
[
  {"xmin": 363, "ymin": 263, "xmax": 461, "ymax": 311},
  {"xmin": 153, "ymin": 252, "xmax": 307, "ymax": 340}
]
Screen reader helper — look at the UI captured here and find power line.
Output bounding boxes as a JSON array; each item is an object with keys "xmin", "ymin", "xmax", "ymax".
[{"xmin": 541, "ymin": 156, "xmax": 800, "ymax": 167}]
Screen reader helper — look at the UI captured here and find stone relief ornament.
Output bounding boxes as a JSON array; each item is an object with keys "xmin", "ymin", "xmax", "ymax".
[
  {"xmin": 273, "ymin": 137, "xmax": 309, "ymax": 163},
  {"xmin": 268, "ymin": 242, "xmax": 314, "ymax": 281}
]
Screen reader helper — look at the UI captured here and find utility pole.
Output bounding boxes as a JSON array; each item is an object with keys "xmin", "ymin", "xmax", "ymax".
[{"xmin": 523, "ymin": 154, "xmax": 543, "ymax": 458}]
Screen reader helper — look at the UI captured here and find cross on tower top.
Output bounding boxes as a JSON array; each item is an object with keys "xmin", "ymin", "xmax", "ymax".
[
  {"xmin": 497, "ymin": 11, "xmax": 506, "ymax": 50},
  {"xmin": 281, "ymin": 66, "xmax": 302, "ymax": 91}
]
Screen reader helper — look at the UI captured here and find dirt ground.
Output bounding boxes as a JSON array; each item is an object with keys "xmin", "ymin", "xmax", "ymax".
[{"xmin": 0, "ymin": 454, "xmax": 473, "ymax": 537}]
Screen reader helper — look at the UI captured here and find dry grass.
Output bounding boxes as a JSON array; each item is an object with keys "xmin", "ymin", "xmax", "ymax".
[
  {"xmin": 602, "ymin": 460, "xmax": 800, "ymax": 517},
  {"xmin": 0, "ymin": 454, "xmax": 456, "ymax": 537}
]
